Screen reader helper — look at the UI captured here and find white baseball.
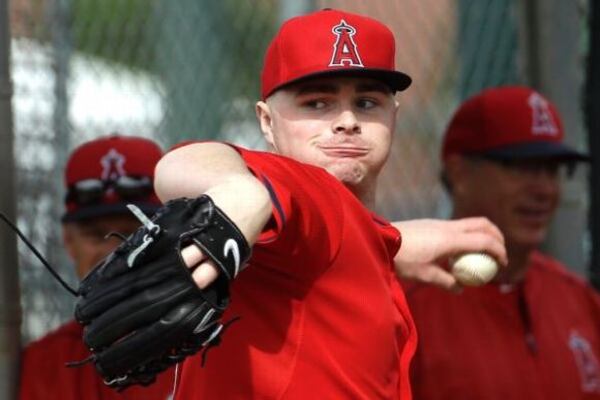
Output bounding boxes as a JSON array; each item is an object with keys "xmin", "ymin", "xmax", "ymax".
[{"xmin": 451, "ymin": 253, "xmax": 499, "ymax": 286}]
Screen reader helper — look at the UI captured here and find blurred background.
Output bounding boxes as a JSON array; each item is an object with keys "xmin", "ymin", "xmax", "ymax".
[{"xmin": 0, "ymin": 0, "xmax": 598, "ymax": 396}]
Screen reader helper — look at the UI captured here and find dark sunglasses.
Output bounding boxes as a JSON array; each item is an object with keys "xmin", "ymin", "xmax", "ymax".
[
  {"xmin": 66, "ymin": 176, "xmax": 153, "ymax": 206},
  {"xmin": 468, "ymin": 155, "xmax": 578, "ymax": 179}
]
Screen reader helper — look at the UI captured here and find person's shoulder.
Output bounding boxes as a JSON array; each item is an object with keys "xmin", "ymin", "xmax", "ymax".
[
  {"xmin": 233, "ymin": 145, "xmax": 341, "ymax": 188},
  {"xmin": 234, "ymin": 145, "xmax": 328, "ymax": 171},
  {"xmin": 24, "ymin": 320, "xmax": 82, "ymax": 353},
  {"xmin": 529, "ymin": 251, "xmax": 595, "ymax": 290}
]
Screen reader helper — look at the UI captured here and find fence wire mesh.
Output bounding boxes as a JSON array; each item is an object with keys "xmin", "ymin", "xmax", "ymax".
[{"xmin": 8, "ymin": 0, "xmax": 586, "ymax": 343}]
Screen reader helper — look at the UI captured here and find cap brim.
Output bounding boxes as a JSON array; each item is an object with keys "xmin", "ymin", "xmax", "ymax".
[
  {"xmin": 481, "ymin": 141, "xmax": 590, "ymax": 162},
  {"xmin": 61, "ymin": 202, "xmax": 161, "ymax": 223},
  {"xmin": 269, "ymin": 68, "xmax": 412, "ymax": 98}
]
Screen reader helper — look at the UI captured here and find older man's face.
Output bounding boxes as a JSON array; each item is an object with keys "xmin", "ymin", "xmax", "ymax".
[
  {"xmin": 63, "ymin": 214, "xmax": 141, "ymax": 279},
  {"xmin": 451, "ymin": 157, "xmax": 566, "ymax": 251}
]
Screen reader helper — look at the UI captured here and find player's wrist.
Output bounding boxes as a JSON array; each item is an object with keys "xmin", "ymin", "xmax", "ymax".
[{"xmin": 204, "ymin": 174, "xmax": 272, "ymax": 246}]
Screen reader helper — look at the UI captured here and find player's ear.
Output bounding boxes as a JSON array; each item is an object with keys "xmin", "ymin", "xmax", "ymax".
[
  {"xmin": 255, "ymin": 100, "xmax": 275, "ymax": 147},
  {"xmin": 62, "ymin": 223, "xmax": 78, "ymax": 261}
]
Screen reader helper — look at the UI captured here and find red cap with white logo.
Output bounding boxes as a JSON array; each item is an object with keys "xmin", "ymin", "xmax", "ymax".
[
  {"xmin": 62, "ymin": 135, "xmax": 163, "ymax": 222},
  {"xmin": 260, "ymin": 8, "xmax": 412, "ymax": 100},
  {"xmin": 441, "ymin": 86, "xmax": 589, "ymax": 162}
]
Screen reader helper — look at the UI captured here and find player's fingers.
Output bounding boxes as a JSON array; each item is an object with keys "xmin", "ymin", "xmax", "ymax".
[
  {"xmin": 191, "ymin": 260, "xmax": 219, "ymax": 289},
  {"xmin": 181, "ymin": 244, "xmax": 205, "ymax": 268},
  {"xmin": 403, "ymin": 263, "xmax": 463, "ymax": 293},
  {"xmin": 181, "ymin": 245, "xmax": 220, "ymax": 289},
  {"xmin": 473, "ymin": 218, "xmax": 505, "ymax": 245},
  {"xmin": 422, "ymin": 266, "xmax": 463, "ymax": 293},
  {"xmin": 450, "ymin": 232, "xmax": 507, "ymax": 267},
  {"xmin": 454, "ymin": 217, "xmax": 505, "ymax": 244}
]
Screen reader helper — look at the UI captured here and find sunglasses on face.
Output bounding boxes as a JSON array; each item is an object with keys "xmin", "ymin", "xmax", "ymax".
[
  {"xmin": 66, "ymin": 176, "xmax": 153, "ymax": 206},
  {"xmin": 469, "ymin": 156, "xmax": 578, "ymax": 180}
]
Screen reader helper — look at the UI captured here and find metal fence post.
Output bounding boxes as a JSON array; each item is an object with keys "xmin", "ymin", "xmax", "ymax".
[
  {"xmin": 518, "ymin": 0, "xmax": 589, "ymax": 277},
  {"xmin": 585, "ymin": 0, "xmax": 600, "ymax": 290},
  {"xmin": 0, "ymin": 0, "xmax": 22, "ymax": 398},
  {"xmin": 457, "ymin": 0, "xmax": 519, "ymax": 99},
  {"xmin": 50, "ymin": 0, "xmax": 72, "ymax": 204}
]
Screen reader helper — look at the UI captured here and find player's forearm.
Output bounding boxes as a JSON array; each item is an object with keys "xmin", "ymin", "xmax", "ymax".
[
  {"xmin": 392, "ymin": 219, "xmax": 464, "ymax": 291},
  {"xmin": 155, "ymin": 142, "xmax": 252, "ymax": 200},
  {"xmin": 204, "ymin": 178, "xmax": 272, "ymax": 246},
  {"xmin": 154, "ymin": 142, "xmax": 272, "ymax": 245}
]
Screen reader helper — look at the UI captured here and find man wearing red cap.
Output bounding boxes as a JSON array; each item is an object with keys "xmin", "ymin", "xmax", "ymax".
[
  {"xmin": 149, "ymin": 9, "xmax": 506, "ymax": 399},
  {"xmin": 406, "ymin": 86, "xmax": 600, "ymax": 399},
  {"xmin": 19, "ymin": 136, "xmax": 174, "ymax": 400}
]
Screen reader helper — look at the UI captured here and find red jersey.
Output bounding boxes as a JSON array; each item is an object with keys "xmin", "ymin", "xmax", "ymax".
[
  {"xmin": 405, "ymin": 251, "xmax": 600, "ymax": 400},
  {"xmin": 19, "ymin": 320, "xmax": 174, "ymax": 400},
  {"xmin": 174, "ymin": 148, "xmax": 417, "ymax": 399}
]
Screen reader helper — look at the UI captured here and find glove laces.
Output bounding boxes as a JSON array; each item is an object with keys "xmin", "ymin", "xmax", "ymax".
[
  {"xmin": 126, "ymin": 204, "xmax": 161, "ymax": 268},
  {"xmin": 0, "ymin": 212, "xmax": 78, "ymax": 296}
]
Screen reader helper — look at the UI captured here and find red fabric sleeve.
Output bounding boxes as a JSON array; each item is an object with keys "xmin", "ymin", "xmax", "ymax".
[
  {"xmin": 233, "ymin": 146, "xmax": 344, "ymax": 275},
  {"xmin": 164, "ymin": 142, "xmax": 344, "ymax": 276}
]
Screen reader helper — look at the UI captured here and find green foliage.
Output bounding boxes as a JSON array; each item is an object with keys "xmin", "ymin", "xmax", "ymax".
[
  {"xmin": 71, "ymin": 0, "xmax": 276, "ymax": 78},
  {"xmin": 72, "ymin": 0, "xmax": 156, "ymax": 69}
]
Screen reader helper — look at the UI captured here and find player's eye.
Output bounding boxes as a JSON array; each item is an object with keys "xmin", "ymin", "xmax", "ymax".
[
  {"xmin": 355, "ymin": 98, "xmax": 378, "ymax": 110},
  {"xmin": 302, "ymin": 99, "xmax": 328, "ymax": 110},
  {"xmin": 79, "ymin": 227, "xmax": 110, "ymax": 242}
]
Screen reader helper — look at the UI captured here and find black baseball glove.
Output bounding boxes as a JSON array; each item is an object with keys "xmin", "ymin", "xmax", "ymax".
[{"xmin": 73, "ymin": 195, "xmax": 251, "ymax": 390}]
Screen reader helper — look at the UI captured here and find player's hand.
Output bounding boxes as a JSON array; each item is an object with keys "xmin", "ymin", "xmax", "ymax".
[
  {"xmin": 392, "ymin": 217, "xmax": 507, "ymax": 292},
  {"xmin": 181, "ymin": 245, "xmax": 219, "ymax": 289},
  {"xmin": 178, "ymin": 179, "xmax": 272, "ymax": 289},
  {"xmin": 74, "ymin": 195, "xmax": 252, "ymax": 390},
  {"xmin": 155, "ymin": 143, "xmax": 274, "ymax": 289}
]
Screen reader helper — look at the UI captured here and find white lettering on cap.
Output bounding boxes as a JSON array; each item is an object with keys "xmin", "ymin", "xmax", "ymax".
[
  {"xmin": 528, "ymin": 92, "xmax": 559, "ymax": 136},
  {"xmin": 100, "ymin": 148, "xmax": 127, "ymax": 181}
]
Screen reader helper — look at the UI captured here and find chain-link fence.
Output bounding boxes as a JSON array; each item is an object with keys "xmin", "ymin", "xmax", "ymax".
[{"xmin": 8, "ymin": 0, "xmax": 589, "ymax": 344}]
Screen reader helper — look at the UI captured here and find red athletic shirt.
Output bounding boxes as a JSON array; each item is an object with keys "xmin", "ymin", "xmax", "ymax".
[
  {"xmin": 19, "ymin": 320, "xmax": 175, "ymax": 400},
  {"xmin": 174, "ymin": 147, "xmax": 417, "ymax": 399},
  {"xmin": 405, "ymin": 251, "xmax": 600, "ymax": 400}
]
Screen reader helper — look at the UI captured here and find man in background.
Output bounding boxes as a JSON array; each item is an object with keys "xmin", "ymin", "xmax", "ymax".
[
  {"xmin": 406, "ymin": 86, "xmax": 600, "ymax": 399},
  {"xmin": 19, "ymin": 135, "xmax": 174, "ymax": 400}
]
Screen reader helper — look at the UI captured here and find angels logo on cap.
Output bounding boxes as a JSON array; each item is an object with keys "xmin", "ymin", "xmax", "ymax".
[
  {"xmin": 529, "ymin": 92, "xmax": 559, "ymax": 136},
  {"xmin": 101, "ymin": 149, "xmax": 127, "ymax": 181},
  {"xmin": 329, "ymin": 20, "xmax": 364, "ymax": 67}
]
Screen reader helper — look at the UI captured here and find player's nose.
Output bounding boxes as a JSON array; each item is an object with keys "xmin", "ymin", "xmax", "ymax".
[
  {"xmin": 332, "ymin": 109, "xmax": 361, "ymax": 135},
  {"xmin": 528, "ymin": 172, "xmax": 560, "ymax": 201}
]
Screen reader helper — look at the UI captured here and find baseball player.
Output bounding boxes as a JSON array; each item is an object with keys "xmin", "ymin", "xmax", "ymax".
[
  {"xmin": 144, "ymin": 9, "xmax": 506, "ymax": 399},
  {"xmin": 406, "ymin": 86, "xmax": 600, "ymax": 399},
  {"xmin": 19, "ymin": 136, "xmax": 174, "ymax": 400},
  {"xmin": 68, "ymin": 9, "xmax": 508, "ymax": 399}
]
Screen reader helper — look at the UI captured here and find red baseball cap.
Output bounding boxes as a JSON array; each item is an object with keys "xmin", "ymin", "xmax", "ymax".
[
  {"xmin": 62, "ymin": 135, "xmax": 163, "ymax": 222},
  {"xmin": 442, "ymin": 86, "xmax": 589, "ymax": 162},
  {"xmin": 260, "ymin": 8, "xmax": 412, "ymax": 100}
]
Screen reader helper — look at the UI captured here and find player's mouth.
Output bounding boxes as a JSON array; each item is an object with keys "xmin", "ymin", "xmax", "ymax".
[
  {"xmin": 515, "ymin": 207, "xmax": 552, "ymax": 226},
  {"xmin": 318, "ymin": 146, "xmax": 370, "ymax": 158}
]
